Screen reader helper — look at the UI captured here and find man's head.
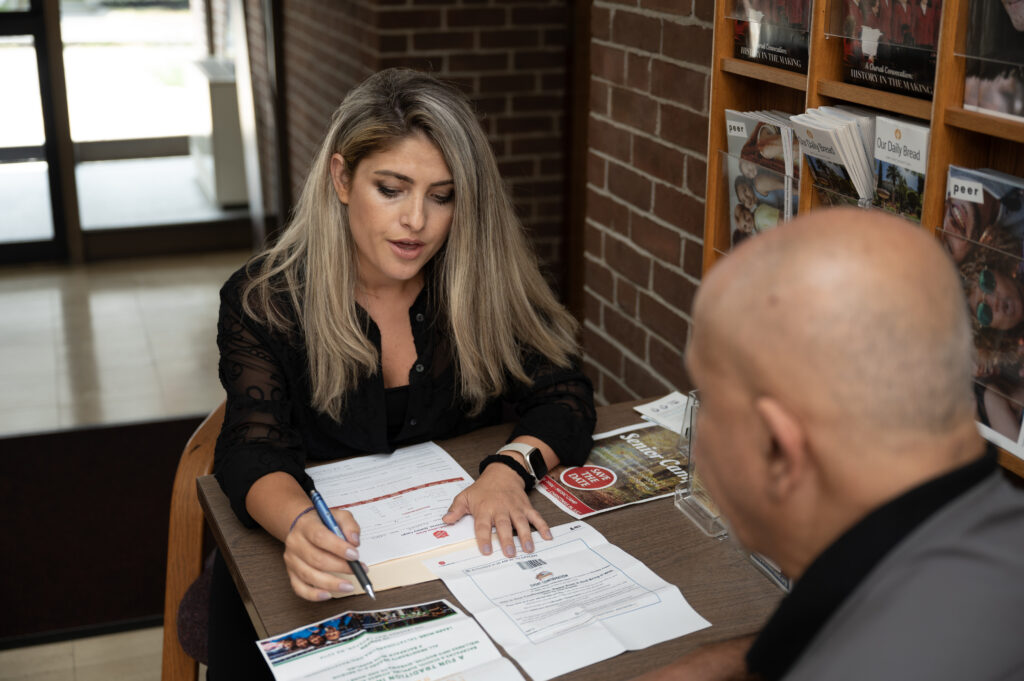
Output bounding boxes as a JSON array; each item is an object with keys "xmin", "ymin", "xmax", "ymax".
[{"xmin": 684, "ymin": 208, "xmax": 983, "ymax": 578}]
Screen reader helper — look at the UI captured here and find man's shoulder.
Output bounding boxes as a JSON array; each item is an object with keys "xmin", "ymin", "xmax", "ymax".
[{"xmin": 786, "ymin": 472, "xmax": 1024, "ymax": 681}]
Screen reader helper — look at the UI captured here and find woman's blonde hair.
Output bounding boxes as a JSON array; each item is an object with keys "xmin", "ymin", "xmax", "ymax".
[{"xmin": 243, "ymin": 68, "xmax": 579, "ymax": 419}]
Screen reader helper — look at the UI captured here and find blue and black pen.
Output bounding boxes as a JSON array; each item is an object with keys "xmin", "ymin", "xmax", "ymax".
[{"xmin": 309, "ymin": 489, "xmax": 376, "ymax": 600}]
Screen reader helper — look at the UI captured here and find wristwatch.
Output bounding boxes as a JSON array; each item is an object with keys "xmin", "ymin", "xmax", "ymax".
[
  {"xmin": 498, "ymin": 442, "xmax": 549, "ymax": 486},
  {"xmin": 478, "ymin": 443, "xmax": 549, "ymax": 492}
]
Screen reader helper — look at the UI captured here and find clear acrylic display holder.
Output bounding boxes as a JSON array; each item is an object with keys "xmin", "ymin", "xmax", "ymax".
[
  {"xmin": 674, "ymin": 390, "xmax": 729, "ymax": 539},
  {"xmin": 824, "ymin": 0, "xmax": 941, "ymax": 100},
  {"xmin": 810, "ymin": 182, "xmax": 874, "ymax": 209},
  {"xmin": 725, "ymin": 0, "xmax": 810, "ymax": 32},
  {"xmin": 824, "ymin": 0, "xmax": 941, "ymax": 58},
  {"xmin": 725, "ymin": 0, "xmax": 811, "ymax": 74},
  {"xmin": 720, "ymin": 150, "xmax": 800, "ymax": 253},
  {"xmin": 955, "ymin": 7, "xmax": 1024, "ymax": 125}
]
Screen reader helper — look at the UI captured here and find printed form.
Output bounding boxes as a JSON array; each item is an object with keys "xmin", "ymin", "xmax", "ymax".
[
  {"xmin": 426, "ymin": 522, "xmax": 710, "ymax": 681},
  {"xmin": 306, "ymin": 442, "xmax": 476, "ymax": 566}
]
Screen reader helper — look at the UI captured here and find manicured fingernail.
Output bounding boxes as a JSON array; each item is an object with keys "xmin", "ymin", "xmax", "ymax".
[
  {"xmin": 349, "ymin": 532, "xmax": 360, "ymax": 545},
  {"xmin": 504, "ymin": 545, "xmax": 515, "ymax": 557},
  {"xmin": 345, "ymin": 548, "xmax": 359, "ymax": 560},
  {"xmin": 482, "ymin": 544, "xmax": 492, "ymax": 555},
  {"xmin": 523, "ymin": 541, "xmax": 534, "ymax": 553},
  {"xmin": 337, "ymin": 582, "xmax": 355, "ymax": 593},
  {"xmin": 316, "ymin": 591, "xmax": 331, "ymax": 601}
]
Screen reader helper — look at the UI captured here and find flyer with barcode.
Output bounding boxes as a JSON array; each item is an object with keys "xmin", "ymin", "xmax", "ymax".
[
  {"xmin": 425, "ymin": 522, "xmax": 710, "ymax": 681},
  {"xmin": 536, "ymin": 422, "xmax": 686, "ymax": 519}
]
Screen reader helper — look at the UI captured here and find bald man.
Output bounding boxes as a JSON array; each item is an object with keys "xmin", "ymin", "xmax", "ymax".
[{"xmin": 635, "ymin": 208, "xmax": 1024, "ymax": 681}]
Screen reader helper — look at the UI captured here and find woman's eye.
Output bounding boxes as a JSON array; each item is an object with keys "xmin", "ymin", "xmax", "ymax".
[
  {"xmin": 376, "ymin": 185, "xmax": 400, "ymax": 198},
  {"xmin": 433, "ymin": 192, "xmax": 454, "ymax": 205}
]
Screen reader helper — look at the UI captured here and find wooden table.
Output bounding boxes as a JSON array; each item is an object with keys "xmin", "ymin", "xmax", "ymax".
[{"xmin": 197, "ymin": 401, "xmax": 783, "ymax": 681}]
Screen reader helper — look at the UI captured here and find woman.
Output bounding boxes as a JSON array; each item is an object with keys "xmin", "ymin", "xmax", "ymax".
[{"xmin": 209, "ymin": 68, "xmax": 596, "ymax": 679}]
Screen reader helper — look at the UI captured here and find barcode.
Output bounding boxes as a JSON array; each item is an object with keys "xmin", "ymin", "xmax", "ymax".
[{"xmin": 517, "ymin": 558, "xmax": 547, "ymax": 570}]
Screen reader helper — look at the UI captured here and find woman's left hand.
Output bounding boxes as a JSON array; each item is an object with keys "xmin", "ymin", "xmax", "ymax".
[{"xmin": 442, "ymin": 462, "xmax": 552, "ymax": 557}]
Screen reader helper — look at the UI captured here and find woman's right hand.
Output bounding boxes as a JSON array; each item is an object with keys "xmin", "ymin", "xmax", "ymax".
[{"xmin": 283, "ymin": 507, "xmax": 364, "ymax": 601}]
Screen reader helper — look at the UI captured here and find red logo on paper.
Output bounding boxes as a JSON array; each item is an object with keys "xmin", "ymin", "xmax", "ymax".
[
  {"xmin": 433, "ymin": 530, "xmax": 449, "ymax": 538},
  {"xmin": 560, "ymin": 465, "xmax": 616, "ymax": 490}
]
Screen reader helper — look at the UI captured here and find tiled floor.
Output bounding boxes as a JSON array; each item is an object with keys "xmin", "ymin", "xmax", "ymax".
[
  {"xmin": 0, "ymin": 248, "xmax": 251, "ymax": 437},
  {"xmin": 0, "ymin": 626, "xmax": 206, "ymax": 681}
]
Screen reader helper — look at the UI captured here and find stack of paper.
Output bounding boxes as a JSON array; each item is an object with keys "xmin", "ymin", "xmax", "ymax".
[{"xmin": 790, "ymin": 106, "xmax": 877, "ymax": 205}]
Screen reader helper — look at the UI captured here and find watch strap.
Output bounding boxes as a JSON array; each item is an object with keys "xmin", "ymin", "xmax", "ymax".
[
  {"xmin": 498, "ymin": 442, "xmax": 547, "ymax": 482},
  {"xmin": 479, "ymin": 454, "xmax": 535, "ymax": 491}
]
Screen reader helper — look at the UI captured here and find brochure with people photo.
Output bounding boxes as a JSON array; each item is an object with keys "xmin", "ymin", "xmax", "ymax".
[
  {"xmin": 835, "ymin": 0, "xmax": 942, "ymax": 100},
  {"xmin": 939, "ymin": 165, "xmax": 1024, "ymax": 458},
  {"xmin": 536, "ymin": 422, "xmax": 687, "ymax": 519},
  {"xmin": 730, "ymin": 0, "xmax": 811, "ymax": 73},
  {"xmin": 962, "ymin": 0, "xmax": 1024, "ymax": 122},
  {"xmin": 724, "ymin": 110, "xmax": 800, "ymax": 248},
  {"xmin": 256, "ymin": 600, "xmax": 524, "ymax": 681}
]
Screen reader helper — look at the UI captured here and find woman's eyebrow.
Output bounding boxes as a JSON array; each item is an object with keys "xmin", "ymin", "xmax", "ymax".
[{"xmin": 373, "ymin": 170, "xmax": 454, "ymax": 187}]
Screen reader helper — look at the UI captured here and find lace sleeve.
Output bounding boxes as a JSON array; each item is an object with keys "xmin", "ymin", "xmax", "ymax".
[
  {"xmin": 214, "ymin": 274, "xmax": 312, "ymax": 528},
  {"xmin": 507, "ymin": 354, "xmax": 597, "ymax": 466}
]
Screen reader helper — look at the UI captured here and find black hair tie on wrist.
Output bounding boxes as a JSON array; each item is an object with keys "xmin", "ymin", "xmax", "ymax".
[{"xmin": 479, "ymin": 454, "xmax": 534, "ymax": 491}]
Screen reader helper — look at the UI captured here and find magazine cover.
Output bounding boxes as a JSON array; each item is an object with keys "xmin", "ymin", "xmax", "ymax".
[
  {"xmin": 536, "ymin": 422, "xmax": 686, "ymax": 519},
  {"xmin": 837, "ymin": 0, "xmax": 942, "ymax": 100},
  {"xmin": 724, "ymin": 110, "xmax": 799, "ymax": 248},
  {"xmin": 962, "ymin": 0, "xmax": 1024, "ymax": 122},
  {"xmin": 731, "ymin": 0, "xmax": 811, "ymax": 74},
  {"xmin": 871, "ymin": 115, "xmax": 929, "ymax": 222},
  {"xmin": 939, "ymin": 166, "xmax": 1024, "ymax": 458}
]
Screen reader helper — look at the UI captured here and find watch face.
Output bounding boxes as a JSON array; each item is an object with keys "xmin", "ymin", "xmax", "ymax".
[{"xmin": 527, "ymin": 449, "xmax": 548, "ymax": 480}]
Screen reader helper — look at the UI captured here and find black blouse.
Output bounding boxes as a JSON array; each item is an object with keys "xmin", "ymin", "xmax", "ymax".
[{"xmin": 214, "ymin": 263, "xmax": 597, "ymax": 527}]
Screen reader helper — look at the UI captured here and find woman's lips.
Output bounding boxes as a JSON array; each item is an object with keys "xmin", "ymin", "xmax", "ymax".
[{"xmin": 390, "ymin": 239, "xmax": 425, "ymax": 260}]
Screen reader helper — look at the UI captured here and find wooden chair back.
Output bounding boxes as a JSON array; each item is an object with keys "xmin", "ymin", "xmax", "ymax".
[{"xmin": 161, "ymin": 401, "xmax": 225, "ymax": 681}]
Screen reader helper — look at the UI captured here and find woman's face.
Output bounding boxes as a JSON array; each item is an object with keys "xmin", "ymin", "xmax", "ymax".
[
  {"xmin": 968, "ymin": 268, "xmax": 1024, "ymax": 330},
  {"xmin": 734, "ymin": 204, "xmax": 755, "ymax": 233},
  {"xmin": 1002, "ymin": 0, "xmax": 1024, "ymax": 31},
  {"xmin": 736, "ymin": 180, "xmax": 757, "ymax": 210},
  {"xmin": 942, "ymin": 199, "xmax": 980, "ymax": 262},
  {"xmin": 331, "ymin": 132, "xmax": 454, "ymax": 291}
]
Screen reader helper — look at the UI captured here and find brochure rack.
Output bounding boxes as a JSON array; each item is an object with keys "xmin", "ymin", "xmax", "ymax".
[{"xmin": 702, "ymin": 0, "xmax": 1024, "ymax": 477}]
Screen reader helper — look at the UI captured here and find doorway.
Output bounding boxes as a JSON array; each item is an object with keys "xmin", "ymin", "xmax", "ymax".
[{"xmin": 0, "ymin": 0, "xmax": 251, "ymax": 265}]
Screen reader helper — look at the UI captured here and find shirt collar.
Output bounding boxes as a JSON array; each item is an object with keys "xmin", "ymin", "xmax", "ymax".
[{"xmin": 746, "ymin": 444, "xmax": 997, "ymax": 681}]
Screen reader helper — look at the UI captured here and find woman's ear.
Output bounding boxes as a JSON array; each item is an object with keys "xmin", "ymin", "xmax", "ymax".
[
  {"xmin": 329, "ymin": 153, "xmax": 351, "ymax": 205},
  {"xmin": 754, "ymin": 396, "xmax": 807, "ymax": 502}
]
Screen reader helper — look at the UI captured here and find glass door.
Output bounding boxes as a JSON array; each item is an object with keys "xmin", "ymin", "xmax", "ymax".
[{"xmin": 0, "ymin": 1, "xmax": 68, "ymax": 262}]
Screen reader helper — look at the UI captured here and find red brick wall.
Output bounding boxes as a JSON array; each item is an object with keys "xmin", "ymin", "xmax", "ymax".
[
  {"xmin": 583, "ymin": 1, "xmax": 714, "ymax": 404},
  {"xmin": 255, "ymin": 0, "xmax": 573, "ymax": 288}
]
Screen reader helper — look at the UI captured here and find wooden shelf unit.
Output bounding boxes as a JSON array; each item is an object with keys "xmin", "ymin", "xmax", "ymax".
[{"xmin": 702, "ymin": 0, "xmax": 1024, "ymax": 477}]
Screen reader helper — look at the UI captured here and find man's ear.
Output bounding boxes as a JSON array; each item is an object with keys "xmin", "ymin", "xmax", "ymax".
[
  {"xmin": 754, "ymin": 396, "xmax": 807, "ymax": 502},
  {"xmin": 329, "ymin": 153, "xmax": 351, "ymax": 205}
]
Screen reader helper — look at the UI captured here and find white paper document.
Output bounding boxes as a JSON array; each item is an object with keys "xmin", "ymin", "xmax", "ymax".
[
  {"xmin": 256, "ymin": 599, "xmax": 524, "ymax": 681},
  {"xmin": 633, "ymin": 391, "xmax": 691, "ymax": 436},
  {"xmin": 307, "ymin": 442, "xmax": 476, "ymax": 565},
  {"xmin": 426, "ymin": 522, "xmax": 711, "ymax": 681}
]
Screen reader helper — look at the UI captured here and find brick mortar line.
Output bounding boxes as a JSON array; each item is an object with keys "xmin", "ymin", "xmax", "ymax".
[
  {"xmin": 590, "ymin": 38, "xmax": 714, "ymax": 76},
  {"xmin": 589, "ymin": 113, "xmax": 710, "ymax": 163},
  {"xmin": 590, "ymin": 151, "xmax": 709, "ymax": 205}
]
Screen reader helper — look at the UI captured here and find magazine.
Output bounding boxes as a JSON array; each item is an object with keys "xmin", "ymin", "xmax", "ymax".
[
  {"xmin": 536, "ymin": 422, "xmax": 686, "ymax": 519},
  {"xmin": 731, "ymin": 0, "xmax": 811, "ymax": 73},
  {"xmin": 836, "ymin": 0, "xmax": 942, "ymax": 99},
  {"xmin": 724, "ymin": 109, "xmax": 800, "ymax": 248},
  {"xmin": 962, "ymin": 0, "xmax": 1024, "ymax": 122},
  {"xmin": 939, "ymin": 166, "xmax": 1024, "ymax": 459},
  {"xmin": 870, "ymin": 114, "xmax": 929, "ymax": 222}
]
